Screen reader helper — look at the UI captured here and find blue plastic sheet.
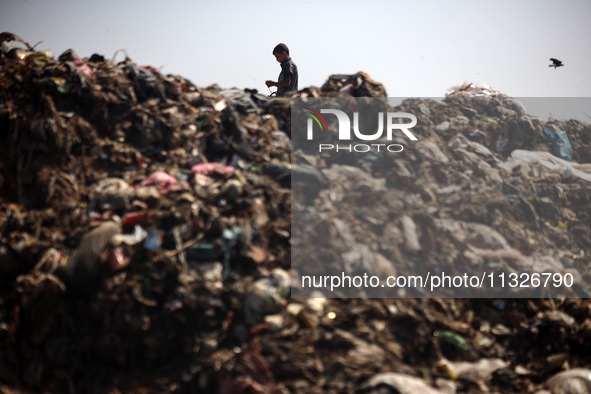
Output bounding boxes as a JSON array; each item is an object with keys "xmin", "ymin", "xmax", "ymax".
[{"xmin": 543, "ymin": 128, "xmax": 572, "ymax": 161}]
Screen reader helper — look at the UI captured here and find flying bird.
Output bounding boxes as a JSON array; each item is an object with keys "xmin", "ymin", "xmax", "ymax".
[{"xmin": 549, "ymin": 58, "xmax": 564, "ymax": 69}]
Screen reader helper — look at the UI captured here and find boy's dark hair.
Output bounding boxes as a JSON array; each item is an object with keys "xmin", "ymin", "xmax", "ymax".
[{"xmin": 273, "ymin": 43, "xmax": 289, "ymax": 55}]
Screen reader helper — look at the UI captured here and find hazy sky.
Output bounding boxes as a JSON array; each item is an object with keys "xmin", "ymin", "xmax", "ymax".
[{"xmin": 2, "ymin": 0, "xmax": 590, "ymax": 99}]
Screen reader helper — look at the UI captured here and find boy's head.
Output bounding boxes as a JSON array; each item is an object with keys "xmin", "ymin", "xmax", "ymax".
[{"xmin": 272, "ymin": 43, "xmax": 290, "ymax": 63}]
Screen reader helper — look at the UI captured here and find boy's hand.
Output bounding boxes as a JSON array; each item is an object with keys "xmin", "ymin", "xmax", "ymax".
[{"xmin": 265, "ymin": 80, "xmax": 275, "ymax": 87}]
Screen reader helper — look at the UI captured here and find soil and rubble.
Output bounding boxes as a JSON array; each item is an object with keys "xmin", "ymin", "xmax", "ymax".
[{"xmin": 1, "ymin": 33, "xmax": 591, "ymax": 393}]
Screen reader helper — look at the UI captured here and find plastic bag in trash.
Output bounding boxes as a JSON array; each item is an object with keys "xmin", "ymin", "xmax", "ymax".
[
  {"xmin": 359, "ymin": 372, "xmax": 445, "ymax": 394},
  {"xmin": 544, "ymin": 128, "xmax": 573, "ymax": 161},
  {"xmin": 56, "ymin": 222, "xmax": 121, "ymax": 296},
  {"xmin": 244, "ymin": 268, "xmax": 290, "ymax": 323},
  {"xmin": 546, "ymin": 368, "xmax": 591, "ymax": 394},
  {"xmin": 143, "ymin": 229, "xmax": 163, "ymax": 251},
  {"xmin": 92, "ymin": 178, "xmax": 135, "ymax": 211},
  {"xmin": 436, "ymin": 358, "xmax": 508, "ymax": 383}
]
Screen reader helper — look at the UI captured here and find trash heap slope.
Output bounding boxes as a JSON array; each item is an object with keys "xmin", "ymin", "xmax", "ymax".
[
  {"xmin": 1, "ymin": 34, "xmax": 591, "ymax": 393},
  {"xmin": 292, "ymin": 88, "xmax": 591, "ymax": 299}
]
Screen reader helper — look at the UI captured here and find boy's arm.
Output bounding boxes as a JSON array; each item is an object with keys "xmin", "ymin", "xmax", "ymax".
[{"xmin": 265, "ymin": 74, "xmax": 291, "ymax": 88}]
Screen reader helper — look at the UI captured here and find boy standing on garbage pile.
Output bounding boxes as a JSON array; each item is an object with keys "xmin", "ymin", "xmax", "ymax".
[{"xmin": 265, "ymin": 43, "xmax": 298, "ymax": 97}]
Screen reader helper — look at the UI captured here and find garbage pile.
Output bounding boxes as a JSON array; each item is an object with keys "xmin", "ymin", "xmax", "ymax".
[
  {"xmin": 1, "ymin": 33, "xmax": 591, "ymax": 393},
  {"xmin": 291, "ymin": 93, "xmax": 591, "ymax": 299}
]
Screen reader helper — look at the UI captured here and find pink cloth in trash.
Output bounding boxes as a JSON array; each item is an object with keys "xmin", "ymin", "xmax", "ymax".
[
  {"xmin": 139, "ymin": 171, "xmax": 178, "ymax": 194},
  {"xmin": 73, "ymin": 58, "xmax": 95, "ymax": 80},
  {"xmin": 191, "ymin": 163, "xmax": 235, "ymax": 177}
]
